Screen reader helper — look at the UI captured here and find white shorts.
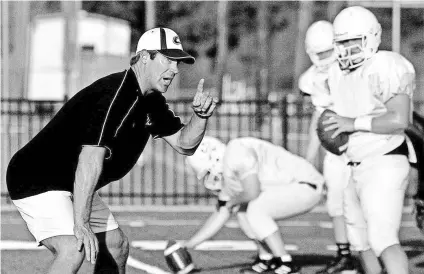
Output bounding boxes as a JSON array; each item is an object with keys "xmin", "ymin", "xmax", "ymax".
[{"xmin": 12, "ymin": 191, "xmax": 119, "ymax": 244}]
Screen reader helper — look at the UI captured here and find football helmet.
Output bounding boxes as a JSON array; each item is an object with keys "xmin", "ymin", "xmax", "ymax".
[
  {"xmin": 333, "ymin": 6, "xmax": 381, "ymax": 70},
  {"xmin": 185, "ymin": 136, "xmax": 226, "ymax": 192},
  {"xmin": 305, "ymin": 20, "xmax": 337, "ymax": 71}
]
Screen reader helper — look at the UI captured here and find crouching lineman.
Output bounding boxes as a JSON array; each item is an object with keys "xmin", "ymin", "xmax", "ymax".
[
  {"xmin": 323, "ymin": 6, "xmax": 416, "ymax": 274},
  {"xmin": 183, "ymin": 136, "xmax": 324, "ymax": 274},
  {"xmin": 300, "ymin": 20, "xmax": 360, "ymax": 274}
]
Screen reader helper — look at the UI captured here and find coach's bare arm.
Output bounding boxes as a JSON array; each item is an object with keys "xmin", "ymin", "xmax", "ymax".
[
  {"xmin": 163, "ymin": 79, "xmax": 219, "ymax": 156},
  {"xmin": 163, "ymin": 114, "xmax": 209, "ymax": 156},
  {"xmin": 73, "ymin": 146, "xmax": 105, "ymax": 265}
]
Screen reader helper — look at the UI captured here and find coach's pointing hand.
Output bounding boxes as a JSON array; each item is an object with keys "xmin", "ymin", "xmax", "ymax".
[
  {"xmin": 74, "ymin": 222, "xmax": 99, "ymax": 264},
  {"xmin": 192, "ymin": 79, "xmax": 219, "ymax": 119}
]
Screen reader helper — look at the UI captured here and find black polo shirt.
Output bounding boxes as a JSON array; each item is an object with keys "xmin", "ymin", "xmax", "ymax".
[{"xmin": 6, "ymin": 69, "xmax": 183, "ymax": 200}]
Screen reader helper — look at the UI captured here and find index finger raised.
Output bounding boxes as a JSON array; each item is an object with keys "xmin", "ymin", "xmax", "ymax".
[{"xmin": 196, "ymin": 79, "xmax": 204, "ymax": 94}]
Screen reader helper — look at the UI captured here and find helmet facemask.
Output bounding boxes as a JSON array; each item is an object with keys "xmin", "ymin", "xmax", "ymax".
[
  {"xmin": 333, "ymin": 6, "xmax": 382, "ymax": 71},
  {"xmin": 335, "ymin": 36, "xmax": 366, "ymax": 70}
]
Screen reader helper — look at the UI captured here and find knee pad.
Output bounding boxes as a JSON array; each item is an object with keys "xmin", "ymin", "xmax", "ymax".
[{"xmin": 245, "ymin": 201, "xmax": 279, "ymax": 241}]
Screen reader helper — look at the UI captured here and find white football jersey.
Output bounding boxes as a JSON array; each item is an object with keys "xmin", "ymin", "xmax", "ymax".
[
  {"xmin": 328, "ymin": 51, "xmax": 416, "ymax": 162},
  {"xmin": 218, "ymin": 137, "xmax": 324, "ymax": 200},
  {"xmin": 299, "ymin": 65, "xmax": 333, "ymax": 113}
]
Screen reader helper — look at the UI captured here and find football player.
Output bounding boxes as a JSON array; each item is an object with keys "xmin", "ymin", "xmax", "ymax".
[
  {"xmin": 299, "ymin": 20, "xmax": 359, "ymax": 274},
  {"xmin": 324, "ymin": 6, "xmax": 416, "ymax": 274},
  {"xmin": 184, "ymin": 136, "xmax": 324, "ymax": 274},
  {"xmin": 406, "ymin": 111, "xmax": 424, "ymax": 233}
]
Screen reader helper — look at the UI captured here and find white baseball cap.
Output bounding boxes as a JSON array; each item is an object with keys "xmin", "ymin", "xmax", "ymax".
[{"xmin": 136, "ymin": 27, "xmax": 195, "ymax": 64}]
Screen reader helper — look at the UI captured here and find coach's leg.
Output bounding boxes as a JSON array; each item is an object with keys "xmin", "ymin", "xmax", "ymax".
[
  {"xmin": 94, "ymin": 228, "xmax": 129, "ymax": 274},
  {"xmin": 41, "ymin": 236, "xmax": 86, "ymax": 274}
]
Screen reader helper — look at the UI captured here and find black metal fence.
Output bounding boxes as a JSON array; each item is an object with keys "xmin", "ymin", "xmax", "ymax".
[{"xmin": 1, "ymin": 97, "xmax": 423, "ymax": 206}]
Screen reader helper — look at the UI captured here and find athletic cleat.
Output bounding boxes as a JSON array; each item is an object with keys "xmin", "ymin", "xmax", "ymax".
[
  {"xmin": 272, "ymin": 260, "xmax": 301, "ymax": 274},
  {"xmin": 240, "ymin": 256, "xmax": 276, "ymax": 273},
  {"xmin": 315, "ymin": 255, "xmax": 358, "ymax": 274}
]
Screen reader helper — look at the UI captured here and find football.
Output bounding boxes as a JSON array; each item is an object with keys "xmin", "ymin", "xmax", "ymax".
[
  {"xmin": 316, "ymin": 109, "xmax": 349, "ymax": 156},
  {"xmin": 164, "ymin": 240, "xmax": 195, "ymax": 274}
]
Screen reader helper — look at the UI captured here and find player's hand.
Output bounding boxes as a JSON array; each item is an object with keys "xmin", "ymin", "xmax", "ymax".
[
  {"xmin": 225, "ymin": 200, "xmax": 240, "ymax": 214},
  {"xmin": 322, "ymin": 113, "xmax": 355, "ymax": 138},
  {"xmin": 414, "ymin": 198, "xmax": 424, "ymax": 233},
  {"xmin": 74, "ymin": 222, "xmax": 99, "ymax": 264},
  {"xmin": 192, "ymin": 79, "xmax": 219, "ymax": 119}
]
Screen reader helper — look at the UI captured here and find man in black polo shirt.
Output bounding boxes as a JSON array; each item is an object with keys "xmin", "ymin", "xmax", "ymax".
[{"xmin": 6, "ymin": 27, "xmax": 218, "ymax": 274}]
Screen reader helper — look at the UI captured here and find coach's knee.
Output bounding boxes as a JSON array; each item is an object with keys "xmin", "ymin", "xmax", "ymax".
[
  {"xmin": 102, "ymin": 229, "xmax": 129, "ymax": 262},
  {"xmin": 51, "ymin": 239, "xmax": 86, "ymax": 266}
]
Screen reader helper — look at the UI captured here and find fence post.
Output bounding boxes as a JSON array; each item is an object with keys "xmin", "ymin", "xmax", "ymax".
[{"xmin": 281, "ymin": 95, "xmax": 288, "ymax": 149}]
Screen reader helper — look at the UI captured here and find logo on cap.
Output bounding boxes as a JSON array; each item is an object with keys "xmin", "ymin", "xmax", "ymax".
[{"xmin": 173, "ymin": 36, "xmax": 181, "ymax": 45}]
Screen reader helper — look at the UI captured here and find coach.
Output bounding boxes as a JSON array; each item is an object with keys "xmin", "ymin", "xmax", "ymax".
[{"xmin": 6, "ymin": 27, "xmax": 218, "ymax": 274}]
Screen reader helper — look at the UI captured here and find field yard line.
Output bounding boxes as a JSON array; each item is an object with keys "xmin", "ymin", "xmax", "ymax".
[
  {"xmin": 327, "ymin": 244, "xmax": 424, "ymax": 252},
  {"xmin": 3, "ymin": 240, "xmax": 422, "ymax": 253},
  {"xmin": 127, "ymin": 220, "xmax": 415, "ymax": 229},
  {"xmin": 127, "ymin": 256, "xmax": 170, "ymax": 274},
  {"xmin": 1, "ymin": 204, "xmax": 413, "ymax": 214},
  {"xmin": 131, "ymin": 240, "xmax": 298, "ymax": 251},
  {"xmin": 0, "ymin": 240, "xmax": 46, "ymax": 250}
]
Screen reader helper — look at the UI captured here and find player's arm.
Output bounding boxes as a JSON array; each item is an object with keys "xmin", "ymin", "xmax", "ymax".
[
  {"xmin": 323, "ymin": 94, "xmax": 410, "ymax": 137},
  {"xmin": 73, "ymin": 145, "xmax": 105, "ymax": 264},
  {"xmin": 184, "ymin": 202, "xmax": 232, "ymax": 249},
  {"xmin": 227, "ymin": 173, "xmax": 261, "ymax": 207},
  {"xmin": 306, "ymin": 110, "xmax": 321, "ymax": 163},
  {"xmin": 365, "ymin": 94, "xmax": 410, "ymax": 134},
  {"xmin": 163, "ymin": 79, "xmax": 218, "ymax": 155}
]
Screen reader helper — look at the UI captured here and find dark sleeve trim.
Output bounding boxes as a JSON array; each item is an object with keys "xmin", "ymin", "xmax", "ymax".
[
  {"xmin": 81, "ymin": 145, "xmax": 112, "ymax": 159},
  {"xmin": 97, "ymin": 70, "xmax": 129, "ymax": 145}
]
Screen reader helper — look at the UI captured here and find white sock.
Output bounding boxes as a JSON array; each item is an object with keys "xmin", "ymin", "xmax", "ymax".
[
  {"xmin": 280, "ymin": 254, "xmax": 292, "ymax": 262},
  {"xmin": 259, "ymin": 253, "xmax": 273, "ymax": 260}
]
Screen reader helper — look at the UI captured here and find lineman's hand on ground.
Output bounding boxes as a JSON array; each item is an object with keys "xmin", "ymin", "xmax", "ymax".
[
  {"xmin": 192, "ymin": 79, "xmax": 219, "ymax": 119},
  {"xmin": 74, "ymin": 223, "xmax": 99, "ymax": 264}
]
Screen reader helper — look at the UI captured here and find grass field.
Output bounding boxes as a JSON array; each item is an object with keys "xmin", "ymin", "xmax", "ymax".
[{"xmin": 2, "ymin": 209, "xmax": 424, "ymax": 274}]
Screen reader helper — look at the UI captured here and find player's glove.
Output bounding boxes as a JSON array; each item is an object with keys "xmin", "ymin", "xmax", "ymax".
[{"xmin": 414, "ymin": 198, "xmax": 424, "ymax": 233}]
